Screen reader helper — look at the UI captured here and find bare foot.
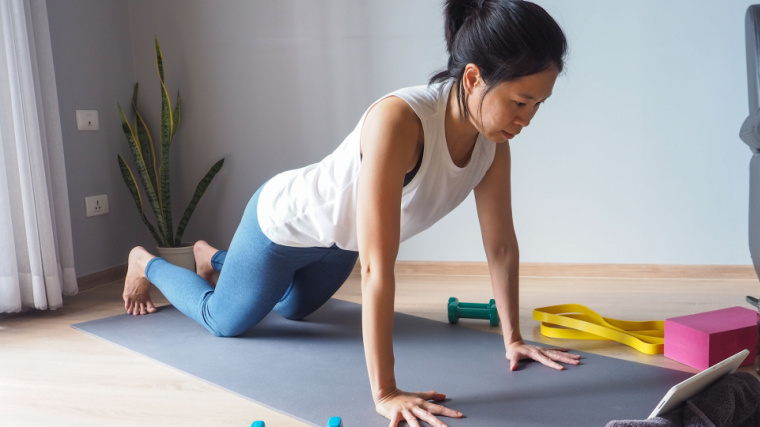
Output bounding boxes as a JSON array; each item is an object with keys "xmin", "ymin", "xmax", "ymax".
[
  {"xmin": 123, "ymin": 246, "xmax": 158, "ymax": 315},
  {"xmin": 194, "ymin": 240, "xmax": 220, "ymax": 286}
]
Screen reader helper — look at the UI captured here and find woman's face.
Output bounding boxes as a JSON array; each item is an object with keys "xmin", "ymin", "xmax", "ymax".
[{"xmin": 467, "ymin": 66, "xmax": 559, "ymax": 143}]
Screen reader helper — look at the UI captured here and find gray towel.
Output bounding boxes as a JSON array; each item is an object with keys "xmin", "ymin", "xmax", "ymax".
[
  {"xmin": 604, "ymin": 415, "xmax": 679, "ymax": 427},
  {"xmin": 682, "ymin": 372, "xmax": 760, "ymax": 427},
  {"xmin": 605, "ymin": 372, "xmax": 760, "ymax": 427}
]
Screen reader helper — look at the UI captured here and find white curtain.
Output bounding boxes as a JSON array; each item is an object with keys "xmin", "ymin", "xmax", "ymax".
[{"xmin": 0, "ymin": 0, "xmax": 77, "ymax": 313}]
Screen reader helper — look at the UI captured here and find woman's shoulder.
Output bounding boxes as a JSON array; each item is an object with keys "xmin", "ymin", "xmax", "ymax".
[
  {"xmin": 363, "ymin": 96, "xmax": 423, "ymax": 152},
  {"xmin": 391, "ymin": 81, "xmax": 449, "ymax": 103},
  {"xmin": 388, "ymin": 81, "xmax": 450, "ymax": 119}
]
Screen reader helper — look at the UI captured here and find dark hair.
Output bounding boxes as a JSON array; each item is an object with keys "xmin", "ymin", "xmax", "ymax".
[{"xmin": 430, "ymin": 0, "xmax": 567, "ymax": 120}]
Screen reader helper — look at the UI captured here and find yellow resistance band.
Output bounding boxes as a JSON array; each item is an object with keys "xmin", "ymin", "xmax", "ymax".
[{"xmin": 532, "ymin": 304, "xmax": 664, "ymax": 355}]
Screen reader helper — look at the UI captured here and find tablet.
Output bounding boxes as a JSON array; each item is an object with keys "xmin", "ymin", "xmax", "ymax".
[{"xmin": 648, "ymin": 349, "xmax": 750, "ymax": 419}]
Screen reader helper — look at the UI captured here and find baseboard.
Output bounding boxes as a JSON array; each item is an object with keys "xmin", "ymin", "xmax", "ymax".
[
  {"xmin": 77, "ymin": 261, "xmax": 757, "ymax": 290},
  {"xmin": 77, "ymin": 264, "xmax": 127, "ymax": 292},
  {"xmin": 352, "ymin": 261, "xmax": 759, "ymax": 280},
  {"xmin": 520, "ymin": 262, "xmax": 758, "ymax": 279}
]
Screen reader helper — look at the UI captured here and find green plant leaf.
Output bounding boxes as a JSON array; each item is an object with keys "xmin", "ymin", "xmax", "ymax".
[
  {"xmin": 131, "ymin": 81, "xmax": 138, "ymax": 110},
  {"xmin": 174, "ymin": 158, "xmax": 225, "ymax": 246},
  {"xmin": 118, "ymin": 102, "xmax": 167, "ymax": 239},
  {"xmin": 172, "ymin": 91, "xmax": 181, "ymax": 140},
  {"xmin": 155, "ymin": 37, "xmax": 164, "ymax": 83},
  {"xmin": 118, "ymin": 155, "xmax": 165, "ymax": 246},
  {"xmin": 156, "ymin": 38, "xmax": 174, "ymax": 245},
  {"xmin": 131, "ymin": 83, "xmax": 158, "ymax": 191}
]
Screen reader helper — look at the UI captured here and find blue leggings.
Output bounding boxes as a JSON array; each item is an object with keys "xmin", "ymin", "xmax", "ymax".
[{"xmin": 144, "ymin": 186, "xmax": 359, "ymax": 337}]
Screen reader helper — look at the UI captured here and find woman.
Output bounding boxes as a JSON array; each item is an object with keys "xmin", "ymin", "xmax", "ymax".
[{"xmin": 123, "ymin": 0, "xmax": 581, "ymax": 425}]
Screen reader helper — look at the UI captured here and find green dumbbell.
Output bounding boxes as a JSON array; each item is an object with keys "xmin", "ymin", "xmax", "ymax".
[{"xmin": 447, "ymin": 297, "xmax": 500, "ymax": 326}]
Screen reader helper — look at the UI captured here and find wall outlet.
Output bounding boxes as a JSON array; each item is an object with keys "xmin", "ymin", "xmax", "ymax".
[{"xmin": 85, "ymin": 194, "xmax": 109, "ymax": 217}]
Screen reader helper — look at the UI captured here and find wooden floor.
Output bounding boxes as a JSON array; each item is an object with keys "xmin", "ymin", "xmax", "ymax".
[{"xmin": 2, "ymin": 266, "xmax": 759, "ymax": 426}]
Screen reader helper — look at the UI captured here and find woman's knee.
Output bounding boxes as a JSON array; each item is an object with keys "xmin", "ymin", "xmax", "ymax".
[
  {"xmin": 208, "ymin": 320, "xmax": 252, "ymax": 337},
  {"xmin": 204, "ymin": 306, "xmax": 263, "ymax": 337},
  {"xmin": 273, "ymin": 303, "xmax": 311, "ymax": 321}
]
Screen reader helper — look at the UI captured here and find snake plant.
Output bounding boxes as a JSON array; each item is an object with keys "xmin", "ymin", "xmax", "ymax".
[{"xmin": 117, "ymin": 38, "xmax": 224, "ymax": 247}]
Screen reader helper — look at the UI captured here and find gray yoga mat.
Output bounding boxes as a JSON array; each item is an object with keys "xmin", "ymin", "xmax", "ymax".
[{"xmin": 72, "ymin": 299, "xmax": 691, "ymax": 426}]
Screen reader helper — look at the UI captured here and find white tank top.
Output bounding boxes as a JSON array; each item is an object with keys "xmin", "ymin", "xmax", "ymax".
[{"xmin": 257, "ymin": 81, "xmax": 497, "ymax": 250}]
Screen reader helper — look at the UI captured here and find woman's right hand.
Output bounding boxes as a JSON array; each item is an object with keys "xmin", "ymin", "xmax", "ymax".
[{"xmin": 375, "ymin": 388, "xmax": 464, "ymax": 427}]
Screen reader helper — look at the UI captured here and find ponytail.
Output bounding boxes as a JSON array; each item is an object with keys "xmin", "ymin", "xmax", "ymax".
[{"xmin": 441, "ymin": 0, "xmax": 481, "ymax": 54}]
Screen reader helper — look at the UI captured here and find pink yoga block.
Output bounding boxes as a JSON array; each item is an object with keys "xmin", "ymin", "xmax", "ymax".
[{"xmin": 664, "ymin": 306, "xmax": 758, "ymax": 370}]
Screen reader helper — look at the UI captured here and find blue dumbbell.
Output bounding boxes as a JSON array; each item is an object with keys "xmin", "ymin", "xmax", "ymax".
[{"xmin": 252, "ymin": 417, "xmax": 340, "ymax": 426}]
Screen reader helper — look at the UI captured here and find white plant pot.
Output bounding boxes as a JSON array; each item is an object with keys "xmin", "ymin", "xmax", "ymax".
[{"xmin": 157, "ymin": 243, "xmax": 195, "ymax": 271}]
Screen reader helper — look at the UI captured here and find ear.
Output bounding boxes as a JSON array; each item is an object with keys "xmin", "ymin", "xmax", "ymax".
[{"xmin": 462, "ymin": 63, "xmax": 482, "ymax": 95}]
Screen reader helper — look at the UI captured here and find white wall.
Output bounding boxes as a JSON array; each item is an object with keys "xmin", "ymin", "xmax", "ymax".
[
  {"xmin": 48, "ymin": 0, "xmax": 149, "ymax": 276},
  {"xmin": 401, "ymin": 0, "xmax": 756, "ymax": 265},
  {"xmin": 118, "ymin": 0, "xmax": 756, "ymax": 267}
]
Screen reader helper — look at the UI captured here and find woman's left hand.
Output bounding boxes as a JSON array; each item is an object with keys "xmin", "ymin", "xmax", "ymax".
[{"xmin": 505, "ymin": 340, "xmax": 581, "ymax": 371}]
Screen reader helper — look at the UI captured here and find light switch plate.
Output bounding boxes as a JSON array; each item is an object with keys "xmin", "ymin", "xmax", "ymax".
[{"xmin": 76, "ymin": 110, "xmax": 99, "ymax": 131}]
